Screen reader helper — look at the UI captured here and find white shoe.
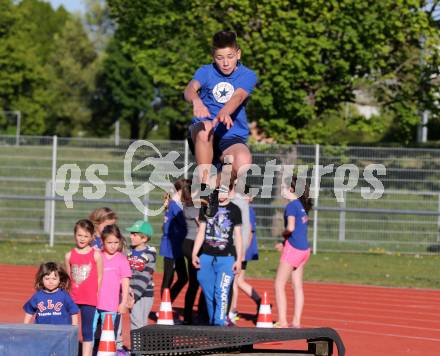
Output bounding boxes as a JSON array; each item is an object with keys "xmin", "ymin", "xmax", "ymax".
[{"xmin": 228, "ymin": 311, "xmax": 239, "ymax": 324}]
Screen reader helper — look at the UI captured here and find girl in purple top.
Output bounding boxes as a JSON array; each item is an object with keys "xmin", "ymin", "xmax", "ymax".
[{"xmin": 275, "ymin": 175, "xmax": 313, "ymax": 328}]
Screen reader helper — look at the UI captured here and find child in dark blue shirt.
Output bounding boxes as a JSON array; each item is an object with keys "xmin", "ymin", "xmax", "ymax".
[
  {"xmin": 159, "ymin": 179, "xmax": 188, "ymax": 303},
  {"xmin": 23, "ymin": 262, "xmax": 79, "ymax": 325},
  {"xmin": 275, "ymin": 175, "xmax": 313, "ymax": 328}
]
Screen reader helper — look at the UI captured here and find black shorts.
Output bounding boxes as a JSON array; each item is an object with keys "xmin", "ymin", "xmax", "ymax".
[
  {"xmin": 187, "ymin": 124, "xmax": 247, "ymax": 170},
  {"xmin": 241, "ymin": 261, "xmax": 248, "ymax": 270}
]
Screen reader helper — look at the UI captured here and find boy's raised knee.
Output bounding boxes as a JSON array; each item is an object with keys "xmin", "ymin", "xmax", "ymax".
[{"xmin": 194, "ymin": 122, "xmax": 215, "ymax": 143}]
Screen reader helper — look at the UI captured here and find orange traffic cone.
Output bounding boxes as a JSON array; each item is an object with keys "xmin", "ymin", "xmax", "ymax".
[
  {"xmin": 97, "ymin": 313, "xmax": 117, "ymax": 356},
  {"xmin": 256, "ymin": 291, "xmax": 273, "ymax": 328},
  {"xmin": 157, "ymin": 288, "xmax": 174, "ymax": 325}
]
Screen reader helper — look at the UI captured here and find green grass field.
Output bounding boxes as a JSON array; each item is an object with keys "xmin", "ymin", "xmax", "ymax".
[
  {"xmin": 1, "ymin": 140, "xmax": 440, "ymax": 255},
  {"xmin": 1, "ymin": 241, "xmax": 438, "ymax": 289}
]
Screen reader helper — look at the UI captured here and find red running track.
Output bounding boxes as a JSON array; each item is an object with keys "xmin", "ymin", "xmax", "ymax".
[{"xmin": 1, "ymin": 264, "xmax": 439, "ymax": 355}]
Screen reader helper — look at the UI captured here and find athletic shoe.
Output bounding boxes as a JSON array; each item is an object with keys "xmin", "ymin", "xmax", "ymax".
[
  {"xmin": 117, "ymin": 347, "xmax": 130, "ymax": 356},
  {"xmin": 228, "ymin": 310, "xmax": 239, "ymax": 323},
  {"xmin": 225, "ymin": 316, "xmax": 236, "ymax": 327}
]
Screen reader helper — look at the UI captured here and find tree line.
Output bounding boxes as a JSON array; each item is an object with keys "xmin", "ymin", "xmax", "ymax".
[{"xmin": 1, "ymin": 0, "xmax": 440, "ymax": 145}]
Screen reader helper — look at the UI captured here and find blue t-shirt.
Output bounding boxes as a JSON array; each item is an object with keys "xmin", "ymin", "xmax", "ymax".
[
  {"xmin": 23, "ymin": 289, "xmax": 79, "ymax": 325},
  {"xmin": 159, "ymin": 199, "xmax": 187, "ymax": 259},
  {"xmin": 245, "ymin": 206, "xmax": 259, "ymax": 261},
  {"xmin": 284, "ymin": 199, "xmax": 309, "ymax": 250},
  {"xmin": 192, "ymin": 63, "xmax": 258, "ymax": 141},
  {"xmin": 91, "ymin": 236, "xmax": 103, "ymax": 250}
]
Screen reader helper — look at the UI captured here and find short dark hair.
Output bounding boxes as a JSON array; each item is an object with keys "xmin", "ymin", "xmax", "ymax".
[{"xmin": 212, "ymin": 31, "xmax": 239, "ymax": 51}]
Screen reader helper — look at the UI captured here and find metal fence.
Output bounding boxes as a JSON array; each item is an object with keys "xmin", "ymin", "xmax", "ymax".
[{"xmin": 0, "ymin": 135, "xmax": 439, "ymax": 255}]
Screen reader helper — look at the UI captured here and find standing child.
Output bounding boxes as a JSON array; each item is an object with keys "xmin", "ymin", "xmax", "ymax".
[
  {"xmin": 159, "ymin": 179, "xmax": 188, "ymax": 303},
  {"xmin": 274, "ymin": 175, "xmax": 313, "ymax": 328},
  {"xmin": 93, "ymin": 224, "xmax": 131, "ymax": 344},
  {"xmin": 126, "ymin": 220, "xmax": 156, "ymax": 329},
  {"xmin": 184, "ymin": 30, "xmax": 258, "ymax": 214},
  {"xmin": 181, "ymin": 180, "xmax": 208, "ymax": 325},
  {"xmin": 23, "ymin": 262, "xmax": 79, "ymax": 325},
  {"xmin": 229, "ymin": 188, "xmax": 261, "ymax": 323},
  {"xmin": 88, "ymin": 207, "xmax": 118, "ymax": 250},
  {"xmin": 65, "ymin": 219, "xmax": 102, "ymax": 356},
  {"xmin": 192, "ymin": 185, "xmax": 243, "ymax": 326}
]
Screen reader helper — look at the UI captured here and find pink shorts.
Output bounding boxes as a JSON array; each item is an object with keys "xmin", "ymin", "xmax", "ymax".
[{"xmin": 281, "ymin": 242, "xmax": 311, "ymax": 269}]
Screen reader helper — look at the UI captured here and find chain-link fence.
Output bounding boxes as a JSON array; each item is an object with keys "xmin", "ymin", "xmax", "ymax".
[{"xmin": 0, "ymin": 135, "xmax": 439, "ymax": 254}]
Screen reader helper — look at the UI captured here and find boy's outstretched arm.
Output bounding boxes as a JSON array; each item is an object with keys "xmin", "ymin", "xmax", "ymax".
[
  {"xmin": 192, "ymin": 222, "xmax": 206, "ymax": 268},
  {"xmin": 184, "ymin": 80, "xmax": 211, "ymax": 118},
  {"xmin": 212, "ymin": 88, "xmax": 249, "ymax": 129}
]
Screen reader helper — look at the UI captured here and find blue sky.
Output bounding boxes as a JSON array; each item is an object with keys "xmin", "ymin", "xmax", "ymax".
[
  {"xmin": 46, "ymin": 0, "xmax": 85, "ymax": 13},
  {"xmin": 47, "ymin": 1, "xmax": 440, "ymax": 18}
]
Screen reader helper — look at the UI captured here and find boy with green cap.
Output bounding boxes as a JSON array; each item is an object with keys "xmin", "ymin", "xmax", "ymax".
[{"xmin": 126, "ymin": 220, "xmax": 156, "ymax": 330}]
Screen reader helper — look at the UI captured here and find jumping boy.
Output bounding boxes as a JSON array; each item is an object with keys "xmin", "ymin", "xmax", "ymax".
[{"xmin": 184, "ymin": 30, "xmax": 258, "ymax": 216}]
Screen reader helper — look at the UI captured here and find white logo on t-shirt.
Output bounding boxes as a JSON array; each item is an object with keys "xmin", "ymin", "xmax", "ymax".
[{"xmin": 212, "ymin": 82, "xmax": 234, "ymax": 103}]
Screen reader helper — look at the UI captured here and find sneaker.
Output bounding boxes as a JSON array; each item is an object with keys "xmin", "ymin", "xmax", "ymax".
[
  {"xmin": 117, "ymin": 347, "xmax": 130, "ymax": 356},
  {"xmin": 225, "ymin": 316, "xmax": 236, "ymax": 327},
  {"xmin": 205, "ymin": 189, "xmax": 219, "ymax": 218},
  {"xmin": 228, "ymin": 310, "xmax": 239, "ymax": 323}
]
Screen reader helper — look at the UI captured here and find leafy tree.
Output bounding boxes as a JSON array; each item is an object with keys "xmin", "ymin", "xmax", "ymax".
[
  {"xmin": 84, "ymin": 0, "xmax": 115, "ymax": 53},
  {"xmin": 91, "ymin": 36, "xmax": 157, "ymax": 139},
  {"xmin": 84, "ymin": 0, "xmax": 159, "ymax": 140},
  {"xmin": 0, "ymin": 0, "xmax": 51, "ymax": 134},
  {"xmin": 106, "ymin": 0, "xmax": 214, "ymax": 139},
  {"xmin": 17, "ymin": 0, "xmax": 69, "ymax": 61},
  {"xmin": 45, "ymin": 18, "xmax": 98, "ymax": 136},
  {"xmin": 0, "ymin": 0, "xmax": 95, "ymax": 136},
  {"xmin": 107, "ymin": 0, "xmax": 440, "ymax": 144}
]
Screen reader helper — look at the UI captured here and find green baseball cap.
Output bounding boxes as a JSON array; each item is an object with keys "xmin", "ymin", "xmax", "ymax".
[{"xmin": 126, "ymin": 220, "xmax": 154, "ymax": 237}]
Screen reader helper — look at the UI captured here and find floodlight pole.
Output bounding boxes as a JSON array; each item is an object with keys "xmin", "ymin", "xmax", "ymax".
[
  {"xmin": 115, "ymin": 120, "xmax": 120, "ymax": 146},
  {"xmin": 15, "ymin": 111, "xmax": 21, "ymax": 146},
  {"xmin": 417, "ymin": 36, "xmax": 428, "ymax": 144}
]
